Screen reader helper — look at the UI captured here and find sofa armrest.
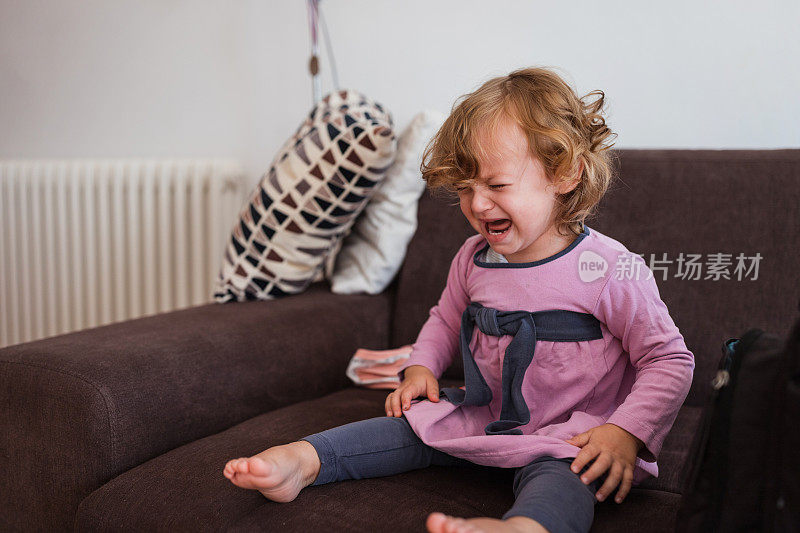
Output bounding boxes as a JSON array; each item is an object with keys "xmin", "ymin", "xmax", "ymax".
[{"xmin": 0, "ymin": 281, "xmax": 392, "ymax": 532}]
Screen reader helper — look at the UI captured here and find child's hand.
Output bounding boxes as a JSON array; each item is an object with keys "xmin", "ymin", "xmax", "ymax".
[
  {"xmin": 564, "ymin": 423, "xmax": 645, "ymax": 504},
  {"xmin": 385, "ymin": 365, "xmax": 440, "ymax": 417}
]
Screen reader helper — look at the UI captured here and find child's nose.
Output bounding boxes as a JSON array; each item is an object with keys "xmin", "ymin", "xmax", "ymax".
[{"xmin": 471, "ymin": 189, "xmax": 494, "ymax": 212}]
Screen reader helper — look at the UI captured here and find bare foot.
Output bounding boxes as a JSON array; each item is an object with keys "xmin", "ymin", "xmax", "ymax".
[
  {"xmin": 222, "ymin": 441, "xmax": 321, "ymax": 502},
  {"xmin": 426, "ymin": 512, "xmax": 549, "ymax": 533}
]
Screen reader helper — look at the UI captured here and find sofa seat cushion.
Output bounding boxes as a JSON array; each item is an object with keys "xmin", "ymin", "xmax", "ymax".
[{"xmin": 76, "ymin": 385, "xmax": 688, "ymax": 532}]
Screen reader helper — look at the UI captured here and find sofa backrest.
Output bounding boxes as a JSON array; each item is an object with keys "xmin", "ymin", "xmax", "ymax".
[{"xmin": 389, "ymin": 149, "xmax": 800, "ymax": 407}]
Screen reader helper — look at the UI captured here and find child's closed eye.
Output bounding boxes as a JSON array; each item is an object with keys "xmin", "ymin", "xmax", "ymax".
[{"xmin": 455, "ymin": 184, "xmax": 508, "ymax": 192}]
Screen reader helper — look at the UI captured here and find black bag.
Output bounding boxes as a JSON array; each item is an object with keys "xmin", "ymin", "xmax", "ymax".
[{"xmin": 675, "ymin": 317, "xmax": 800, "ymax": 532}]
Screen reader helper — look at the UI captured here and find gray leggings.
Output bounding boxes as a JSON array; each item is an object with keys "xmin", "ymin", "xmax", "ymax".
[{"xmin": 300, "ymin": 416, "xmax": 606, "ymax": 533}]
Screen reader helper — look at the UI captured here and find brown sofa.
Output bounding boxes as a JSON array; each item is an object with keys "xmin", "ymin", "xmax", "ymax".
[{"xmin": 2, "ymin": 149, "xmax": 799, "ymax": 532}]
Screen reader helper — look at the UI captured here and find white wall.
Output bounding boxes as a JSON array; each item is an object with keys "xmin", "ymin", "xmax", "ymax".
[{"xmin": 2, "ymin": 0, "xmax": 798, "ymax": 187}]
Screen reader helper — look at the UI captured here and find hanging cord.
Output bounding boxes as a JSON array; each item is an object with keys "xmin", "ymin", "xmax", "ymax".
[
  {"xmin": 317, "ymin": 1, "xmax": 340, "ymax": 92},
  {"xmin": 306, "ymin": 0, "xmax": 340, "ymax": 105},
  {"xmin": 306, "ymin": 0, "xmax": 321, "ymax": 104}
]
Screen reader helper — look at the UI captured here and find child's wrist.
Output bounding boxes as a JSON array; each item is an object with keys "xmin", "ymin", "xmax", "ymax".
[{"xmin": 404, "ymin": 365, "xmax": 433, "ymax": 377}]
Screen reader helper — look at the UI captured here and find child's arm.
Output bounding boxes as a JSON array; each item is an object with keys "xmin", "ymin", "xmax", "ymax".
[
  {"xmin": 591, "ymin": 254, "xmax": 696, "ymax": 464},
  {"xmin": 567, "ymin": 256, "xmax": 695, "ymax": 504},
  {"xmin": 395, "ymin": 239, "xmax": 473, "ymax": 382}
]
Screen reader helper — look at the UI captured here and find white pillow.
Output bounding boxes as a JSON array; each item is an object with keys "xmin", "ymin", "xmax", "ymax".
[{"xmin": 329, "ymin": 109, "xmax": 446, "ymax": 295}]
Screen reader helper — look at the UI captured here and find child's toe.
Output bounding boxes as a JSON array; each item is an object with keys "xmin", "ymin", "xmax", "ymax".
[
  {"xmin": 442, "ymin": 517, "xmax": 459, "ymax": 533},
  {"xmin": 447, "ymin": 516, "xmax": 471, "ymax": 533},
  {"xmin": 426, "ymin": 512, "xmax": 448, "ymax": 533},
  {"xmin": 247, "ymin": 457, "xmax": 271, "ymax": 477}
]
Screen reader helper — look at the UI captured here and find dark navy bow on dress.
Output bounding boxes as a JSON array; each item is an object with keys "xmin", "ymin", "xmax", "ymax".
[{"xmin": 440, "ymin": 301, "xmax": 603, "ymax": 436}]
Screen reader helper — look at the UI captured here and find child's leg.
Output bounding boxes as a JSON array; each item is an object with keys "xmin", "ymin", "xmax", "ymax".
[
  {"xmin": 424, "ymin": 456, "xmax": 609, "ymax": 532},
  {"xmin": 501, "ymin": 456, "xmax": 605, "ymax": 533},
  {"xmin": 223, "ymin": 415, "xmax": 471, "ymax": 503},
  {"xmin": 301, "ymin": 415, "xmax": 473, "ymax": 486}
]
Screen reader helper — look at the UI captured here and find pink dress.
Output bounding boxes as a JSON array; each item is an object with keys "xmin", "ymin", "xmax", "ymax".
[{"xmin": 396, "ymin": 226, "xmax": 695, "ymax": 485}]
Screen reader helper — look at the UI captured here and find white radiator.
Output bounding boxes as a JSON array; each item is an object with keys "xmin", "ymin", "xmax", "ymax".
[{"xmin": 0, "ymin": 159, "xmax": 248, "ymax": 349}]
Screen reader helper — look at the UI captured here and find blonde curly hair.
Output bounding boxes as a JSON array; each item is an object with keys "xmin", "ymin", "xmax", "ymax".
[{"xmin": 421, "ymin": 66, "xmax": 617, "ymax": 237}]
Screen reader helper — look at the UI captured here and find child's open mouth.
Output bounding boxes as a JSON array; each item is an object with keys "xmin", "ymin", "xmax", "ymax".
[{"xmin": 485, "ymin": 219, "xmax": 512, "ymax": 241}]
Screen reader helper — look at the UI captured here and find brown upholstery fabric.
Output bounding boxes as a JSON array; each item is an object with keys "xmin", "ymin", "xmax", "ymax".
[
  {"xmin": 590, "ymin": 150, "xmax": 800, "ymax": 406},
  {"xmin": 0, "ymin": 283, "xmax": 391, "ymax": 532},
  {"xmin": 76, "ymin": 386, "xmax": 684, "ymax": 533},
  {"xmin": 391, "ymin": 149, "xmax": 800, "ymax": 405}
]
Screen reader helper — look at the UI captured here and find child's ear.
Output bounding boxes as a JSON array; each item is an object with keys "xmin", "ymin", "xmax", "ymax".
[{"xmin": 557, "ymin": 161, "xmax": 584, "ymax": 194}]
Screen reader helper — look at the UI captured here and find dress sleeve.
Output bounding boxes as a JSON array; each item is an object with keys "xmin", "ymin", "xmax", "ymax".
[
  {"xmin": 592, "ymin": 255, "xmax": 695, "ymax": 463},
  {"xmin": 396, "ymin": 238, "xmax": 473, "ymax": 380}
]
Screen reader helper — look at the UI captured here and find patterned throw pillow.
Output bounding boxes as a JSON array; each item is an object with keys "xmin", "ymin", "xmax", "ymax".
[
  {"xmin": 213, "ymin": 90, "xmax": 397, "ymax": 302},
  {"xmin": 330, "ymin": 110, "xmax": 446, "ymax": 295}
]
